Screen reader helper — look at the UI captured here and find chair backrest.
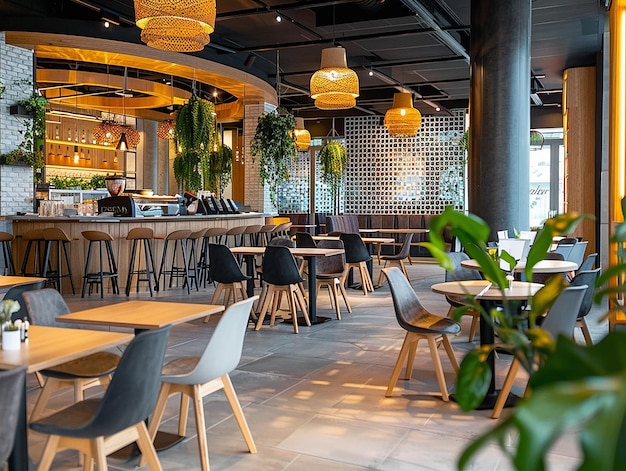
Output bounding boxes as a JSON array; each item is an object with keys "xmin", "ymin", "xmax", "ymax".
[
  {"xmin": 0, "ymin": 367, "xmax": 26, "ymax": 466},
  {"xmin": 339, "ymin": 233, "xmax": 371, "ymax": 263},
  {"xmin": 498, "ymin": 238, "xmax": 530, "ymax": 262},
  {"xmin": 174, "ymin": 297, "xmax": 257, "ymax": 384},
  {"xmin": 22, "ymin": 288, "xmax": 72, "ymax": 327},
  {"xmin": 541, "ymin": 285, "xmax": 588, "ymax": 339},
  {"xmin": 74, "ymin": 325, "xmax": 171, "ymax": 437},
  {"xmin": 208, "ymin": 244, "xmax": 246, "ymax": 283},
  {"xmin": 327, "ymin": 215, "xmax": 360, "ymax": 234},
  {"xmin": 262, "ymin": 245, "xmax": 303, "ymax": 285},
  {"xmin": 496, "ymin": 230, "xmax": 509, "ymax": 241},
  {"xmin": 531, "ymin": 252, "xmax": 566, "ymax": 284},
  {"xmin": 554, "ymin": 238, "xmax": 577, "ymax": 260},
  {"xmin": 578, "ymin": 253, "xmax": 597, "ymax": 271},
  {"xmin": 395, "ymin": 232, "xmax": 414, "ymax": 258},
  {"xmin": 4, "ymin": 280, "xmax": 46, "ymax": 322},
  {"xmin": 316, "ymin": 239, "xmax": 346, "ymax": 275},
  {"xmin": 268, "ymin": 237, "xmax": 294, "ymax": 248},
  {"xmin": 566, "ymin": 240, "xmax": 588, "ymax": 266},
  {"xmin": 294, "ymin": 231, "xmax": 317, "ymax": 248},
  {"xmin": 518, "ymin": 231, "xmax": 537, "ymax": 245},
  {"xmin": 569, "ymin": 268, "xmax": 601, "ymax": 319},
  {"xmin": 445, "ymin": 252, "xmax": 481, "ymax": 282}
]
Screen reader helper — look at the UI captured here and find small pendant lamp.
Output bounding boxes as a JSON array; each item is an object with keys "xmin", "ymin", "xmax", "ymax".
[
  {"xmin": 293, "ymin": 118, "xmax": 311, "ymax": 151},
  {"xmin": 384, "ymin": 92, "xmax": 422, "ymax": 137},
  {"xmin": 310, "ymin": 47, "xmax": 359, "ymax": 110},
  {"xmin": 157, "ymin": 119, "xmax": 176, "ymax": 140}
]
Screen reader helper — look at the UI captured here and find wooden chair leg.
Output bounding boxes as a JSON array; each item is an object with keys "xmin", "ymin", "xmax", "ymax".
[
  {"xmin": 221, "ymin": 374, "xmax": 257, "ymax": 453},
  {"xmin": 427, "ymin": 335, "xmax": 450, "ymax": 402},
  {"xmin": 36, "ymin": 434, "xmax": 61, "ymax": 471},
  {"xmin": 441, "ymin": 335, "xmax": 459, "ymax": 372},
  {"xmin": 255, "ymin": 285, "xmax": 275, "ymax": 330},
  {"xmin": 135, "ymin": 422, "xmax": 163, "ymax": 471},
  {"xmin": 338, "ymin": 279, "xmax": 352, "ymax": 313},
  {"xmin": 329, "ymin": 280, "xmax": 341, "ymax": 320},
  {"xmin": 385, "ymin": 332, "xmax": 414, "ymax": 397},
  {"xmin": 294, "ymin": 284, "xmax": 311, "ymax": 327},
  {"xmin": 403, "ymin": 337, "xmax": 420, "ymax": 380},
  {"xmin": 491, "ymin": 358, "xmax": 521, "ymax": 419},
  {"xmin": 287, "ymin": 290, "xmax": 299, "ymax": 334},
  {"xmin": 468, "ymin": 314, "xmax": 479, "ymax": 342},
  {"xmin": 192, "ymin": 386, "xmax": 210, "ymax": 471},
  {"xmin": 579, "ymin": 318, "xmax": 593, "ymax": 345}
]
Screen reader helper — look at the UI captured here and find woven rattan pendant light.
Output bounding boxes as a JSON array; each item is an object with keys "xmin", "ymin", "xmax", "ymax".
[
  {"xmin": 384, "ymin": 92, "xmax": 422, "ymax": 137},
  {"xmin": 134, "ymin": 0, "xmax": 216, "ymax": 52},
  {"xmin": 93, "ymin": 120, "xmax": 122, "ymax": 146},
  {"xmin": 158, "ymin": 119, "xmax": 176, "ymax": 139},
  {"xmin": 293, "ymin": 117, "xmax": 311, "ymax": 151},
  {"xmin": 310, "ymin": 47, "xmax": 359, "ymax": 110}
]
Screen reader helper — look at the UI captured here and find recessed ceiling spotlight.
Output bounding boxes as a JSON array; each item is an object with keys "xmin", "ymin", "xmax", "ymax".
[
  {"xmin": 435, "ymin": 106, "xmax": 441, "ymax": 112},
  {"xmin": 275, "ymin": 13, "xmax": 282, "ymax": 22},
  {"xmin": 104, "ymin": 20, "xmax": 110, "ymax": 28},
  {"xmin": 368, "ymin": 70, "xmax": 374, "ymax": 77},
  {"xmin": 212, "ymin": 90, "xmax": 218, "ymax": 98}
]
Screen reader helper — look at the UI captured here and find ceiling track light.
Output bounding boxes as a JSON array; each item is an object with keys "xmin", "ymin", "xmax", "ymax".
[{"xmin": 275, "ymin": 13, "xmax": 282, "ymax": 22}]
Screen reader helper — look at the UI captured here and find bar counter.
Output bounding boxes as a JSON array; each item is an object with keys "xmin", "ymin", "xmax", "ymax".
[{"xmin": 8, "ymin": 213, "xmax": 267, "ymax": 293}]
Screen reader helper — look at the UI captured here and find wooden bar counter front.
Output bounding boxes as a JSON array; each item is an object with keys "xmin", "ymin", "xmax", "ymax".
[{"xmin": 8, "ymin": 213, "xmax": 266, "ymax": 293}]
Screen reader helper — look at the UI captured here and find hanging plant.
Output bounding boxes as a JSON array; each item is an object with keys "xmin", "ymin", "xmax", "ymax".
[
  {"xmin": 173, "ymin": 94, "xmax": 215, "ymax": 192},
  {"xmin": 1, "ymin": 94, "xmax": 48, "ymax": 169},
  {"xmin": 318, "ymin": 140, "xmax": 347, "ymax": 214},
  {"xmin": 250, "ymin": 110, "xmax": 297, "ymax": 207},
  {"xmin": 203, "ymin": 144, "xmax": 232, "ymax": 198}
]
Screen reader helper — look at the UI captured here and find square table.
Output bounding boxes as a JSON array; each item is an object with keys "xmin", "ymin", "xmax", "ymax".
[
  {"xmin": 431, "ymin": 280, "xmax": 543, "ymax": 409},
  {"xmin": 3, "ymin": 325, "xmax": 133, "ymax": 471},
  {"xmin": 56, "ymin": 300, "xmax": 225, "ymax": 334},
  {"xmin": 230, "ymin": 246, "xmax": 343, "ymax": 324}
]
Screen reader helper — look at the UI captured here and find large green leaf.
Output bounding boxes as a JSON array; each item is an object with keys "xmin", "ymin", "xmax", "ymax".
[{"xmin": 454, "ymin": 346, "xmax": 492, "ymax": 411}]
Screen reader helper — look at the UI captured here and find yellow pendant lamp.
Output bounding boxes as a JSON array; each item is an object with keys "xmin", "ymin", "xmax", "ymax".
[
  {"xmin": 293, "ymin": 117, "xmax": 311, "ymax": 151},
  {"xmin": 134, "ymin": 0, "xmax": 216, "ymax": 52},
  {"xmin": 310, "ymin": 47, "xmax": 359, "ymax": 110},
  {"xmin": 384, "ymin": 92, "xmax": 422, "ymax": 137}
]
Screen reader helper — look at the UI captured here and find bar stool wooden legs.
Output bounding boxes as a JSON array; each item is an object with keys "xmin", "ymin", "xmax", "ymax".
[
  {"xmin": 81, "ymin": 230, "xmax": 119, "ymax": 298},
  {"xmin": 125, "ymin": 228, "xmax": 158, "ymax": 296},
  {"xmin": 0, "ymin": 231, "xmax": 15, "ymax": 275},
  {"xmin": 41, "ymin": 228, "xmax": 76, "ymax": 294}
]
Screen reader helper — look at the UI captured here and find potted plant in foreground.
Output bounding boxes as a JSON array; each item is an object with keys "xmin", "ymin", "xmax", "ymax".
[{"xmin": 424, "ymin": 205, "xmax": 626, "ymax": 471}]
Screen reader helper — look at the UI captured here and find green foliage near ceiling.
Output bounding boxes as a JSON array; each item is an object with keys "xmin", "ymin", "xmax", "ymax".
[
  {"xmin": 203, "ymin": 143, "xmax": 232, "ymax": 198},
  {"xmin": 250, "ymin": 110, "xmax": 297, "ymax": 207},
  {"xmin": 173, "ymin": 94, "xmax": 215, "ymax": 193}
]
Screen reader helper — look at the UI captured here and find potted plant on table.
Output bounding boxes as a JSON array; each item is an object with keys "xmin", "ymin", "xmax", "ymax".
[
  {"xmin": 250, "ymin": 110, "xmax": 297, "ymax": 208},
  {"xmin": 424, "ymin": 205, "xmax": 626, "ymax": 470},
  {"xmin": 0, "ymin": 299, "xmax": 22, "ymax": 350}
]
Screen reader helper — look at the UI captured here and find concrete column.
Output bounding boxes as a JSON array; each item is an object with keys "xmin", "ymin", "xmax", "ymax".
[
  {"xmin": 141, "ymin": 120, "xmax": 158, "ymax": 191},
  {"xmin": 469, "ymin": 0, "xmax": 531, "ymax": 237}
]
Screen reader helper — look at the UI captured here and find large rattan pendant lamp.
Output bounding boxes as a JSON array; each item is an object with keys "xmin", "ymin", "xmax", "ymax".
[
  {"xmin": 384, "ymin": 92, "xmax": 422, "ymax": 137},
  {"xmin": 134, "ymin": 0, "xmax": 216, "ymax": 52},
  {"xmin": 310, "ymin": 46, "xmax": 359, "ymax": 110},
  {"xmin": 293, "ymin": 117, "xmax": 311, "ymax": 151}
]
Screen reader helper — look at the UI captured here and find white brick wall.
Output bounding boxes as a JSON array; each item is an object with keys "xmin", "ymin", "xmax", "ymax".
[{"xmin": 0, "ymin": 32, "xmax": 35, "ymax": 215}]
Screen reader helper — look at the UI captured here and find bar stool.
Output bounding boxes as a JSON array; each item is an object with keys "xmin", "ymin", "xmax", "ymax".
[
  {"xmin": 81, "ymin": 230, "xmax": 119, "ymax": 298},
  {"xmin": 257, "ymin": 224, "xmax": 276, "ymax": 246},
  {"xmin": 21, "ymin": 229, "xmax": 46, "ymax": 277},
  {"xmin": 242, "ymin": 224, "xmax": 262, "ymax": 246},
  {"xmin": 198, "ymin": 227, "xmax": 228, "ymax": 287},
  {"xmin": 0, "ymin": 231, "xmax": 15, "ymax": 275},
  {"xmin": 225, "ymin": 225, "xmax": 247, "ymax": 247},
  {"xmin": 41, "ymin": 227, "xmax": 76, "ymax": 294},
  {"xmin": 184, "ymin": 228, "xmax": 205, "ymax": 292},
  {"xmin": 125, "ymin": 227, "xmax": 158, "ymax": 297},
  {"xmin": 157, "ymin": 229, "xmax": 193, "ymax": 294}
]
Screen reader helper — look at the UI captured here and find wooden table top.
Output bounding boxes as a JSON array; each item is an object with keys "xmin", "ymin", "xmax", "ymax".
[
  {"xmin": 461, "ymin": 259, "xmax": 578, "ymax": 273},
  {"xmin": 56, "ymin": 300, "xmax": 225, "ymax": 331},
  {"xmin": 312, "ymin": 235, "xmax": 395, "ymax": 244},
  {"xmin": 0, "ymin": 325, "xmax": 132, "ymax": 373},
  {"xmin": 0, "ymin": 276, "xmax": 46, "ymax": 291},
  {"xmin": 230, "ymin": 246, "xmax": 344, "ymax": 257},
  {"xmin": 373, "ymin": 228, "xmax": 430, "ymax": 234},
  {"xmin": 431, "ymin": 280, "xmax": 543, "ymax": 301}
]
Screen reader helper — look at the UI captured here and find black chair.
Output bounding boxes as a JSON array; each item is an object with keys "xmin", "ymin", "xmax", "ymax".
[
  {"xmin": 578, "ymin": 253, "xmax": 598, "ymax": 272},
  {"xmin": 377, "ymin": 233, "xmax": 413, "ymax": 286},
  {"xmin": 570, "ymin": 268, "xmax": 601, "ymax": 345},
  {"xmin": 4, "ymin": 280, "xmax": 46, "ymax": 323},
  {"xmin": 22, "ymin": 288, "xmax": 121, "ymax": 421},
  {"xmin": 0, "ymin": 367, "xmax": 26, "ymax": 467},
  {"xmin": 382, "ymin": 267, "xmax": 460, "ymax": 401},
  {"xmin": 30, "ymin": 325, "xmax": 171, "ymax": 471},
  {"xmin": 444, "ymin": 252, "xmax": 482, "ymax": 341},
  {"xmin": 255, "ymin": 245, "xmax": 310, "ymax": 334},
  {"xmin": 205, "ymin": 244, "xmax": 250, "ymax": 315},
  {"xmin": 339, "ymin": 233, "xmax": 374, "ymax": 295},
  {"xmin": 294, "ymin": 231, "xmax": 317, "ymax": 248}
]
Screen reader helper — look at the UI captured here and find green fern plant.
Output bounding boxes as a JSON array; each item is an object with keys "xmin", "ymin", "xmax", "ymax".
[
  {"xmin": 250, "ymin": 110, "xmax": 297, "ymax": 207},
  {"xmin": 173, "ymin": 94, "xmax": 215, "ymax": 192},
  {"xmin": 318, "ymin": 140, "xmax": 347, "ymax": 214},
  {"xmin": 203, "ymin": 144, "xmax": 232, "ymax": 197}
]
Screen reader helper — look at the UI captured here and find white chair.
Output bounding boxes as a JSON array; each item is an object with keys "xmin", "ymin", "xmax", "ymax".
[
  {"xmin": 518, "ymin": 231, "xmax": 537, "ymax": 245},
  {"xmin": 491, "ymin": 284, "xmax": 587, "ymax": 418},
  {"xmin": 498, "ymin": 238, "xmax": 530, "ymax": 270},
  {"xmin": 145, "ymin": 297, "xmax": 258, "ymax": 471},
  {"xmin": 497, "ymin": 230, "xmax": 509, "ymax": 241}
]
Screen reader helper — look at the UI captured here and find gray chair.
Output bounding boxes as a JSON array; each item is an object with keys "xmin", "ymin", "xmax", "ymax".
[
  {"xmin": 340, "ymin": 233, "xmax": 374, "ymax": 296},
  {"xmin": 444, "ymin": 252, "xmax": 482, "ymax": 341},
  {"xmin": 382, "ymin": 267, "xmax": 460, "ymax": 401},
  {"xmin": 578, "ymin": 253, "xmax": 597, "ymax": 272},
  {"xmin": 145, "ymin": 298, "xmax": 258, "ymax": 471},
  {"xmin": 566, "ymin": 240, "xmax": 588, "ymax": 267},
  {"xmin": 0, "ymin": 367, "xmax": 26, "ymax": 467},
  {"xmin": 4, "ymin": 280, "xmax": 46, "ymax": 323},
  {"xmin": 30, "ymin": 325, "xmax": 171, "ymax": 471},
  {"xmin": 316, "ymin": 239, "xmax": 351, "ymax": 319},
  {"xmin": 570, "ymin": 268, "xmax": 601, "ymax": 345},
  {"xmin": 22, "ymin": 288, "xmax": 121, "ymax": 421},
  {"xmin": 377, "ymin": 232, "xmax": 413, "ymax": 286},
  {"xmin": 492, "ymin": 284, "xmax": 588, "ymax": 419}
]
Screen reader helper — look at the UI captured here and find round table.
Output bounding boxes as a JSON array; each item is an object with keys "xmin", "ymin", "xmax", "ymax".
[
  {"xmin": 431, "ymin": 280, "xmax": 543, "ymax": 409},
  {"xmin": 461, "ymin": 259, "xmax": 578, "ymax": 273}
]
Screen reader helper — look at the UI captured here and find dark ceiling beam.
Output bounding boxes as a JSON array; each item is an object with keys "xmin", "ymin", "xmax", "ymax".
[
  {"xmin": 237, "ymin": 25, "xmax": 469, "ymax": 54},
  {"xmin": 216, "ymin": 0, "xmax": 357, "ymax": 20}
]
